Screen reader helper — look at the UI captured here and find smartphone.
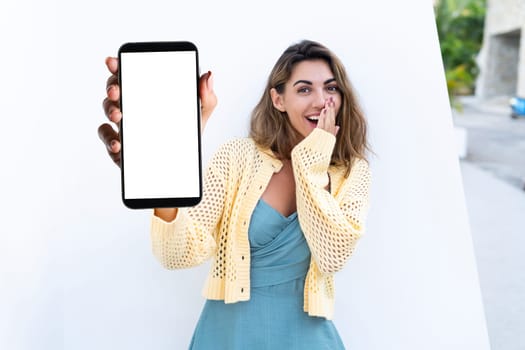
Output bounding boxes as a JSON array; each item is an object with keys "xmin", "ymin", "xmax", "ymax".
[{"xmin": 118, "ymin": 41, "xmax": 202, "ymax": 209}]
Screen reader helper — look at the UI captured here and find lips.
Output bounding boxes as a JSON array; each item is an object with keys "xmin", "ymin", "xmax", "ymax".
[{"xmin": 305, "ymin": 115, "xmax": 319, "ymax": 126}]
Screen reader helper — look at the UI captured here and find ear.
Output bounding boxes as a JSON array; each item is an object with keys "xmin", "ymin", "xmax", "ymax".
[{"xmin": 270, "ymin": 88, "xmax": 286, "ymax": 112}]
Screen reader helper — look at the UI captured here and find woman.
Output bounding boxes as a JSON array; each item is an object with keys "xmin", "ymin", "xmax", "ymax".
[{"xmin": 99, "ymin": 40, "xmax": 371, "ymax": 349}]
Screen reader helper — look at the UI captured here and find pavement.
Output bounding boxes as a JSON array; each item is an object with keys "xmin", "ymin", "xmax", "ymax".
[
  {"xmin": 454, "ymin": 96, "xmax": 525, "ymax": 190},
  {"xmin": 453, "ymin": 96, "xmax": 525, "ymax": 350}
]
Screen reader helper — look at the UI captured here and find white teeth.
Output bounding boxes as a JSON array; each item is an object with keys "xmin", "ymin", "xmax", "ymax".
[{"xmin": 306, "ymin": 116, "xmax": 319, "ymax": 121}]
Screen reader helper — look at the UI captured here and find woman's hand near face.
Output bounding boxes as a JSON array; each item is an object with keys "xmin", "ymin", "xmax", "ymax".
[
  {"xmin": 97, "ymin": 57, "xmax": 217, "ymax": 168},
  {"xmin": 316, "ymin": 96, "xmax": 339, "ymax": 137}
]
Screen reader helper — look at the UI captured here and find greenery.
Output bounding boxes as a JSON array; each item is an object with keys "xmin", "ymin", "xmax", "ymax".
[{"xmin": 435, "ymin": 0, "xmax": 486, "ymax": 107}]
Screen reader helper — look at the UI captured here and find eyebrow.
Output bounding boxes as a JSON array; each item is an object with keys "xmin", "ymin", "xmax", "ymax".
[{"xmin": 292, "ymin": 78, "xmax": 337, "ymax": 86}]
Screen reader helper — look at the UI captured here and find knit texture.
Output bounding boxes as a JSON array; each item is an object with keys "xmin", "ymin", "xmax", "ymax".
[{"xmin": 150, "ymin": 128, "xmax": 371, "ymax": 319}]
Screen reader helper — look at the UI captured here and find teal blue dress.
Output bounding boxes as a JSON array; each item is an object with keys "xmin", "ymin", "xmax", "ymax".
[{"xmin": 189, "ymin": 199, "xmax": 345, "ymax": 349}]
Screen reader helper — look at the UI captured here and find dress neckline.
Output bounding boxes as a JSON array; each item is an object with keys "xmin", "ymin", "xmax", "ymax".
[{"xmin": 258, "ymin": 199, "xmax": 297, "ymax": 221}]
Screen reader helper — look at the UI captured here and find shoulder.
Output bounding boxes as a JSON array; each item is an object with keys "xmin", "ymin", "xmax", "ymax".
[
  {"xmin": 351, "ymin": 157, "xmax": 370, "ymax": 174},
  {"xmin": 220, "ymin": 137, "xmax": 255, "ymax": 150},
  {"xmin": 346, "ymin": 157, "xmax": 372, "ymax": 189},
  {"xmin": 217, "ymin": 137, "xmax": 256, "ymax": 155}
]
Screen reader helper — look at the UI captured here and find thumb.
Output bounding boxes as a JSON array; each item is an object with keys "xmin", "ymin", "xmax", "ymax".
[
  {"xmin": 199, "ymin": 71, "xmax": 214, "ymax": 98},
  {"xmin": 199, "ymin": 71, "xmax": 218, "ymax": 130}
]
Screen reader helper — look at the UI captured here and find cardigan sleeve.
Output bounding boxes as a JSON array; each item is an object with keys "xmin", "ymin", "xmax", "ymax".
[
  {"xmin": 291, "ymin": 128, "xmax": 371, "ymax": 275},
  {"xmin": 149, "ymin": 143, "xmax": 231, "ymax": 269}
]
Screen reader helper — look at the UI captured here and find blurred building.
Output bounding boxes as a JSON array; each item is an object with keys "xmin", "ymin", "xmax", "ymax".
[{"xmin": 476, "ymin": 0, "xmax": 525, "ymax": 98}]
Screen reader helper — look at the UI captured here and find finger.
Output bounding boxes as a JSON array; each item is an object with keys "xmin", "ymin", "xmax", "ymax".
[
  {"xmin": 106, "ymin": 75, "xmax": 120, "ymax": 101},
  {"xmin": 105, "ymin": 57, "xmax": 119, "ymax": 75},
  {"xmin": 325, "ymin": 99, "xmax": 337, "ymax": 134},
  {"xmin": 199, "ymin": 71, "xmax": 213, "ymax": 92},
  {"xmin": 106, "ymin": 74, "xmax": 118, "ymax": 90},
  {"xmin": 106, "ymin": 83, "xmax": 120, "ymax": 102},
  {"xmin": 102, "ymin": 97, "xmax": 122, "ymax": 124},
  {"xmin": 107, "ymin": 148, "xmax": 121, "ymax": 167},
  {"xmin": 198, "ymin": 71, "xmax": 208, "ymax": 104},
  {"xmin": 317, "ymin": 102, "xmax": 337, "ymax": 136},
  {"xmin": 317, "ymin": 108, "xmax": 328, "ymax": 130},
  {"xmin": 326, "ymin": 97, "xmax": 336, "ymax": 126},
  {"xmin": 98, "ymin": 123, "xmax": 120, "ymax": 153},
  {"xmin": 98, "ymin": 124, "xmax": 122, "ymax": 166},
  {"xmin": 199, "ymin": 71, "xmax": 216, "ymax": 106},
  {"xmin": 199, "ymin": 71, "xmax": 217, "ymax": 122}
]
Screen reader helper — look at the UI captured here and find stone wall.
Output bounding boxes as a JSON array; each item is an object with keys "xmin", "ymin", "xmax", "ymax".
[{"xmin": 476, "ymin": 0, "xmax": 525, "ymax": 98}]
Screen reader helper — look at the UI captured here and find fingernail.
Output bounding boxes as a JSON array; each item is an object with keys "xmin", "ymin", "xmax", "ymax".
[{"xmin": 110, "ymin": 110, "xmax": 121, "ymax": 123}]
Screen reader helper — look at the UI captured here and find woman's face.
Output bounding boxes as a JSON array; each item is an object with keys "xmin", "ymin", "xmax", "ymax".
[{"xmin": 271, "ymin": 59, "xmax": 342, "ymax": 138}]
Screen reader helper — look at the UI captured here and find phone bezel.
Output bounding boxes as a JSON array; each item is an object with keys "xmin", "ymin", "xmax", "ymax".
[{"xmin": 117, "ymin": 41, "xmax": 202, "ymax": 209}]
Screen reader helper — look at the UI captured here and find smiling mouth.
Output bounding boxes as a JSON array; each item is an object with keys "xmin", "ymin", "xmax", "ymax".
[{"xmin": 305, "ymin": 115, "xmax": 319, "ymax": 126}]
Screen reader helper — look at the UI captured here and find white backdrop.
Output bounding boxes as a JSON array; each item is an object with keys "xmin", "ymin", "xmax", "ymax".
[{"xmin": 0, "ymin": 0, "xmax": 490, "ymax": 349}]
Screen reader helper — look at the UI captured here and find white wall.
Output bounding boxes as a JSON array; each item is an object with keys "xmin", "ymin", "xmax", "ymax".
[{"xmin": 0, "ymin": 0, "xmax": 490, "ymax": 349}]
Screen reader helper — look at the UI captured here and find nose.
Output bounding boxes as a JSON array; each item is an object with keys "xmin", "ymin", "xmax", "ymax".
[{"xmin": 312, "ymin": 89, "xmax": 328, "ymax": 109}]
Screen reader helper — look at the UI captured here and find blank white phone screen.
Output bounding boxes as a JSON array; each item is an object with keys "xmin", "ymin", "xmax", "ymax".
[{"xmin": 120, "ymin": 51, "xmax": 200, "ymax": 200}]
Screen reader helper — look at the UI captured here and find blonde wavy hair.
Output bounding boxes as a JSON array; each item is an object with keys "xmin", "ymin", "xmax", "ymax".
[{"xmin": 250, "ymin": 40, "xmax": 369, "ymax": 177}]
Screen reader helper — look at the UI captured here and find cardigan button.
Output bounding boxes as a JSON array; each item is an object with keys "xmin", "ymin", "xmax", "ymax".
[
  {"xmin": 241, "ymin": 255, "xmax": 244, "ymax": 260},
  {"xmin": 241, "ymin": 288, "xmax": 244, "ymax": 293}
]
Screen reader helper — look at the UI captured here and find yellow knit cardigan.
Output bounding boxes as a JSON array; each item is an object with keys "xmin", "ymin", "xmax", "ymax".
[{"xmin": 150, "ymin": 128, "xmax": 371, "ymax": 320}]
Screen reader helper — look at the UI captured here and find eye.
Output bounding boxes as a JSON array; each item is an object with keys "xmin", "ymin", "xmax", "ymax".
[
  {"xmin": 326, "ymin": 85, "xmax": 339, "ymax": 93},
  {"xmin": 297, "ymin": 86, "xmax": 311, "ymax": 94}
]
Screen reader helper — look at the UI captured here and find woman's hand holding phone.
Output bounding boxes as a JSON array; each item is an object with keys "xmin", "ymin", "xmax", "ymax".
[{"xmin": 98, "ymin": 50, "xmax": 217, "ymax": 220}]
